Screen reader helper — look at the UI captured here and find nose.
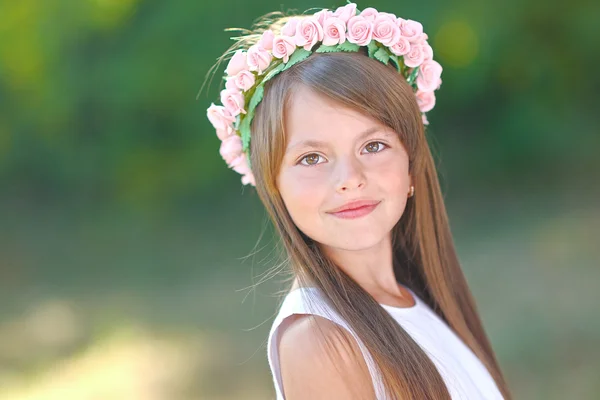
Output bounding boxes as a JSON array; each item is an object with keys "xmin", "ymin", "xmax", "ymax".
[{"xmin": 335, "ymin": 155, "xmax": 366, "ymax": 192}]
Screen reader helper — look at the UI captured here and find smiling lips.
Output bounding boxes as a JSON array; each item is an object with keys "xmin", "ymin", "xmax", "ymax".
[{"xmin": 326, "ymin": 199, "xmax": 381, "ymax": 219}]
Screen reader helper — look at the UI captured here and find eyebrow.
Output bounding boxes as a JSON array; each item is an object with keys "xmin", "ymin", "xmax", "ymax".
[{"xmin": 286, "ymin": 126, "xmax": 390, "ymax": 154}]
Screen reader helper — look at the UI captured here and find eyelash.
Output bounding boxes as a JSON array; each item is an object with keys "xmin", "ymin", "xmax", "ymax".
[{"xmin": 297, "ymin": 141, "xmax": 389, "ymax": 167}]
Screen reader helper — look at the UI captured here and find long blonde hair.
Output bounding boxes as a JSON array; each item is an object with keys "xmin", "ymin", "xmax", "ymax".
[{"xmin": 212, "ymin": 12, "xmax": 512, "ymax": 400}]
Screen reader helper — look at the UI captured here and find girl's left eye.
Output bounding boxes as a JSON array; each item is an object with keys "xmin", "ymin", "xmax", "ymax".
[
  {"xmin": 362, "ymin": 141, "xmax": 388, "ymax": 154},
  {"xmin": 298, "ymin": 153, "xmax": 325, "ymax": 166}
]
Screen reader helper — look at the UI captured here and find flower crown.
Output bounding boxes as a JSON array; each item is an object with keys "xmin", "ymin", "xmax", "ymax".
[{"xmin": 206, "ymin": 2, "xmax": 443, "ymax": 186}]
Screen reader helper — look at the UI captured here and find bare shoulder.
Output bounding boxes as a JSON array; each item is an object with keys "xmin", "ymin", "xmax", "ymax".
[{"xmin": 278, "ymin": 313, "xmax": 376, "ymax": 400}]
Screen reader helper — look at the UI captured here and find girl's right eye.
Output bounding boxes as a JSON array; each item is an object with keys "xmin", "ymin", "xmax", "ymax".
[{"xmin": 298, "ymin": 153, "xmax": 325, "ymax": 167}]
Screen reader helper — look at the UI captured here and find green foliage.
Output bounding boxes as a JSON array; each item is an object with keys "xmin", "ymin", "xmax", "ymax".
[
  {"xmin": 367, "ymin": 40, "xmax": 379, "ymax": 58},
  {"xmin": 0, "ymin": 0, "xmax": 596, "ymax": 209},
  {"xmin": 262, "ymin": 62, "xmax": 286, "ymax": 83},
  {"xmin": 389, "ymin": 54, "xmax": 401, "ymax": 72},
  {"xmin": 238, "ymin": 48, "xmax": 312, "ymax": 152},
  {"xmin": 337, "ymin": 41, "xmax": 360, "ymax": 52},
  {"xmin": 240, "ymin": 82, "xmax": 265, "ymax": 151},
  {"xmin": 373, "ymin": 47, "xmax": 390, "ymax": 65},
  {"xmin": 406, "ymin": 66, "xmax": 419, "ymax": 87},
  {"xmin": 239, "ymin": 115, "xmax": 252, "ymax": 151},
  {"xmin": 247, "ymin": 85, "xmax": 264, "ymax": 117},
  {"xmin": 282, "ymin": 48, "xmax": 312, "ymax": 71},
  {"xmin": 315, "ymin": 44, "xmax": 339, "ymax": 53}
]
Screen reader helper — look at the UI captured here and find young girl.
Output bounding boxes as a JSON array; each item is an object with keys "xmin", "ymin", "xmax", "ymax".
[{"xmin": 206, "ymin": 3, "xmax": 512, "ymax": 399}]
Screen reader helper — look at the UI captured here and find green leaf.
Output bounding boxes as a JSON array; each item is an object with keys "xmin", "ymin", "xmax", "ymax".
[
  {"xmin": 406, "ymin": 66, "xmax": 419, "ymax": 86},
  {"xmin": 336, "ymin": 41, "xmax": 360, "ymax": 52},
  {"xmin": 373, "ymin": 47, "xmax": 390, "ymax": 65},
  {"xmin": 262, "ymin": 62, "xmax": 285, "ymax": 83},
  {"xmin": 238, "ymin": 48, "xmax": 313, "ymax": 154},
  {"xmin": 239, "ymin": 116, "xmax": 252, "ymax": 151},
  {"xmin": 282, "ymin": 48, "xmax": 312, "ymax": 71},
  {"xmin": 245, "ymin": 149, "xmax": 252, "ymax": 170},
  {"xmin": 389, "ymin": 54, "xmax": 401, "ymax": 72},
  {"xmin": 367, "ymin": 40, "xmax": 379, "ymax": 58},
  {"xmin": 247, "ymin": 84, "xmax": 264, "ymax": 115},
  {"xmin": 315, "ymin": 44, "xmax": 339, "ymax": 53}
]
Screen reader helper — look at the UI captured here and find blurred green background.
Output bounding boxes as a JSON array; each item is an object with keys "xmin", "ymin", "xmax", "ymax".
[{"xmin": 0, "ymin": 0, "xmax": 599, "ymax": 398}]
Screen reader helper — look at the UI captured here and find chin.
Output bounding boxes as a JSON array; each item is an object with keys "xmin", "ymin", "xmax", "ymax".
[{"xmin": 318, "ymin": 229, "xmax": 387, "ymax": 251}]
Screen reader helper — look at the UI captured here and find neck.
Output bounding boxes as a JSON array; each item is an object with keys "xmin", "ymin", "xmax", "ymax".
[{"xmin": 317, "ymin": 233, "xmax": 402, "ymax": 300}]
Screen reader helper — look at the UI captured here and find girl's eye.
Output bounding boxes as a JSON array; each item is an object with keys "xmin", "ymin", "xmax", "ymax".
[
  {"xmin": 297, "ymin": 142, "xmax": 387, "ymax": 166},
  {"xmin": 363, "ymin": 141, "xmax": 388, "ymax": 154},
  {"xmin": 299, "ymin": 153, "xmax": 325, "ymax": 166}
]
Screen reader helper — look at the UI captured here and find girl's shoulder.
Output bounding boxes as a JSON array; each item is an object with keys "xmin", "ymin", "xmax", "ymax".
[
  {"xmin": 267, "ymin": 286, "xmax": 386, "ymax": 399},
  {"xmin": 276, "ymin": 311, "xmax": 377, "ymax": 399}
]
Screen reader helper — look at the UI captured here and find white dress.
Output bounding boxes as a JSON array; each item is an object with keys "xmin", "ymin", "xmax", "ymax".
[{"xmin": 266, "ymin": 285, "xmax": 505, "ymax": 399}]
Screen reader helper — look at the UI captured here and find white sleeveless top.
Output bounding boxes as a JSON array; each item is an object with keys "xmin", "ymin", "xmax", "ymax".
[{"xmin": 267, "ymin": 286, "xmax": 504, "ymax": 399}]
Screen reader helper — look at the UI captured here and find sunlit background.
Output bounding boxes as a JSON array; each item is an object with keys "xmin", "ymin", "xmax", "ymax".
[{"xmin": 1, "ymin": 0, "xmax": 599, "ymax": 399}]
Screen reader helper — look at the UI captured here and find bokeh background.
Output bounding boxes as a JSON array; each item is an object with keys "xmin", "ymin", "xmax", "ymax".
[{"xmin": 1, "ymin": 0, "xmax": 599, "ymax": 398}]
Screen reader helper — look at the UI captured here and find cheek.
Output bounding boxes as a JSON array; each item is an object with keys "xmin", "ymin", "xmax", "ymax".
[
  {"xmin": 277, "ymin": 169, "xmax": 326, "ymax": 229},
  {"xmin": 371, "ymin": 153, "xmax": 410, "ymax": 194}
]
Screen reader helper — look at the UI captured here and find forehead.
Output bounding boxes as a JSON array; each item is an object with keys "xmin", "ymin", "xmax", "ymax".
[{"xmin": 284, "ymin": 86, "xmax": 380, "ymax": 143}]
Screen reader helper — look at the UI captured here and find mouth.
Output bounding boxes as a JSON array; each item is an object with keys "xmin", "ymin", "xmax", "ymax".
[{"xmin": 327, "ymin": 201, "xmax": 380, "ymax": 219}]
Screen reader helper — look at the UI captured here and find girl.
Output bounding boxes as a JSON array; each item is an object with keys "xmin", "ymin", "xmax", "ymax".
[{"xmin": 206, "ymin": 3, "xmax": 512, "ymax": 399}]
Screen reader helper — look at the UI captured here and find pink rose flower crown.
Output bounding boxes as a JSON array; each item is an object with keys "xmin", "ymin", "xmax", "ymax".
[{"xmin": 206, "ymin": 2, "xmax": 443, "ymax": 186}]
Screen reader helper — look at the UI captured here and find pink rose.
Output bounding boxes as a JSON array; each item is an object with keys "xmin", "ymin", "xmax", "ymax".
[
  {"xmin": 241, "ymin": 172, "xmax": 256, "ymax": 186},
  {"xmin": 215, "ymin": 126, "xmax": 234, "ymax": 141},
  {"xmin": 322, "ymin": 16, "xmax": 346, "ymax": 46},
  {"xmin": 229, "ymin": 153, "xmax": 252, "ymax": 175},
  {"xmin": 346, "ymin": 15, "xmax": 373, "ymax": 46},
  {"xmin": 360, "ymin": 7, "xmax": 379, "ymax": 21},
  {"xmin": 333, "ymin": 3, "xmax": 357, "ymax": 23},
  {"xmin": 400, "ymin": 19, "xmax": 423, "ymax": 43},
  {"xmin": 219, "ymin": 134, "xmax": 243, "ymax": 164},
  {"xmin": 422, "ymin": 114, "xmax": 429, "ymax": 126},
  {"xmin": 272, "ymin": 35, "xmax": 296, "ymax": 63},
  {"xmin": 220, "ymin": 88, "xmax": 246, "ymax": 116},
  {"xmin": 415, "ymin": 90, "xmax": 436, "ymax": 113},
  {"xmin": 314, "ymin": 9, "xmax": 333, "ymax": 27},
  {"xmin": 282, "ymin": 17, "xmax": 301, "ymax": 37},
  {"xmin": 225, "ymin": 50, "xmax": 248, "ymax": 77},
  {"xmin": 225, "ymin": 77, "xmax": 237, "ymax": 91},
  {"xmin": 294, "ymin": 17, "xmax": 324, "ymax": 51},
  {"xmin": 207, "ymin": 103, "xmax": 235, "ymax": 131},
  {"xmin": 372, "ymin": 14, "xmax": 401, "ymax": 46},
  {"xmin": 403, "ymin": 43, "xmax": 425, "ymax": 68},
  {"xmin": 378, "ymin": 12, "xmax": 397, "ymax": 22},
  {"xmin": 233, "ymin": 70, "xmax": 255, "ymax": 91},
  {"xmin": 414, "ymin": 32, "xmax": 429, "ymax": 44},
  {"xmin": 417, "ymin": 60, "xmax": 443, "ymax": 92},
  {"xmin": 247, "ymin": 44, "xmax": 272, "ymax": 74},
  {"xmin": 421, "ymin": 43, "xmax": 434, "ymax": 62},
  {"xmin": 259, "ymin": 30, "xmax": 274, "ymax": 50},
  {"xmin": 389, "ymin": 36, "xmax": 411, "ymax": 56}
]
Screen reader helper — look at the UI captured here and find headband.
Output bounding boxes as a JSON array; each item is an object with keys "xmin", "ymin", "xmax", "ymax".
[{"xmin": 206, "ymin": 2, "xmax": 443, "ymax": 186}]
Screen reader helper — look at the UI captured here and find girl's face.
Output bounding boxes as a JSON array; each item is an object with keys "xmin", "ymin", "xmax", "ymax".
[{"xmin": 276, "ymin": 86, "xmax": 412, "ymax": 251}]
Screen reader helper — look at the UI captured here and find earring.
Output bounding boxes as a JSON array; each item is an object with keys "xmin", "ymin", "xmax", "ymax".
[{"xmin": 408, "ymin": 186, "xmax": 415, "ymax": 198}]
